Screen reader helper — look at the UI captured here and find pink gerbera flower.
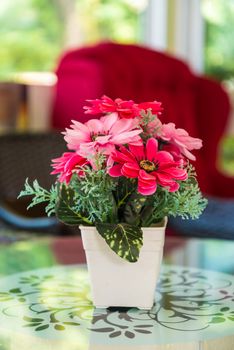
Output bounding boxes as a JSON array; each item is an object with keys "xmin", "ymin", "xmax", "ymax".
[
  {"xmin": 64, "ymin": 112, "xmax": 142, "ymax": 157},
  {"xmin": 51, "ymin": 152, "xmax": 88, "ymax": 184},
  {"xmin": 84, "ymin": 95, "xmax": 162, "ymax": 119},
  {"xmin": 160, "ymin": 123, "xmax": 202, "ymax": 161},
  {"xmin": 109, "ymin": 138, "xmax": 188, "ymax": 195}
]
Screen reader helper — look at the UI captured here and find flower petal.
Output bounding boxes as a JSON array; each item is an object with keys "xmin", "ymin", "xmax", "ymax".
[
  {"xmin": 101, "ymin": 112, "xmax": 119, "ymax": 131},
  {"xmin": 111, "ymin": 129, "xmax": 142, "ymax": 144},
  {"xmin": 160, "ymin": 122, "xmax": 202, "ymax": 160},
  {"xmin": 138, "ymin": 171, "xmax": 157, "ymax": 195},
  {"xmin": 162, "ymin": 167, "xmax": 188, "ymax": 180},
  {"xmin": 138, "ymin": 169, "xmax": 156, "ymax": 183},
  {"xmin": 109, "ymin": 164, "xmax": 123, "ymax": 177},
  {"xmin": 129, "ymin": 143, "xmax": 145, "ymax": 160},
  {"xmin": 86, "ymin": 119, "xmax": 104, "ymax": 133},
  {"xmin": 168, "ymin": 182, "xmax": 180, "ymax": 192},
  {"xmin": 70, "ymin": 120, "xmax": 90, "ymax": 134},
  {"xmin": 110, "ymin": 118, "xmax": 137, "ymax": 134},
  {"xmin": 154, "ymin": 172, "xmax": 180, "ymax": 192},
  {"xmin": 154, "ymin": 150, "xmax": 174, "ymax": 163},
  {"xmin": 112, "ymin": 149, "xmax": 134, "ymax": 164},
  {"xmin": 138, "ymin": 183, "xmax": 157, "ymax": 195},
  {"xmin": 95, "ymin": 135, "xmax": 111, "ymax": 144},
  {"xmin": 121, "ymin": 162, "xmax": 140, "ymax": 178},
  {"xmin": 146, "ymin": 138, "xmax": 158, "ymax": 161}
]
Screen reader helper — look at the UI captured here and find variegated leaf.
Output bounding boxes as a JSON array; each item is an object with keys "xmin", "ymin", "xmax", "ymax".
[
  {"xmin": 56, "ymin": 185, "xmax": 90, "ymax": 225},
  {"xmin": 96, "ymin": 223, "xmax": 143, "ymax": 262}
]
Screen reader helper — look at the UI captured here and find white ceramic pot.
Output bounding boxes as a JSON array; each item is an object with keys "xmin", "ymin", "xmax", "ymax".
[{"xmin": 80, "ymin": 218, "xmax": 167, "ymax": 310}]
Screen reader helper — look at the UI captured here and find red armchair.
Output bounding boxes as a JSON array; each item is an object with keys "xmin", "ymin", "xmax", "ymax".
[{"xmin": 52, "ymin": 42, "xmax": 233, "ymax": 199}]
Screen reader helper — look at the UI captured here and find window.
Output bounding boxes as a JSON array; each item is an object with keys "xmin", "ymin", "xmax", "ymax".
[
  {"xmin": 0, "ymin": 0, "xmax": 146, "ymax": 79},
  {"xmin": 202, "ymin": 0, "xmax": 234, "ymax": 81}
]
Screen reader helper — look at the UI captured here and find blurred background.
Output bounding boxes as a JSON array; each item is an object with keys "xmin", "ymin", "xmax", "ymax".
[
  {"xmin": 0, "ymin": 0, "xmax": 234, "ymax": 273},
  {"xmin": 1, "ymin": 0, "xmax": 234, "ymax": 174}
]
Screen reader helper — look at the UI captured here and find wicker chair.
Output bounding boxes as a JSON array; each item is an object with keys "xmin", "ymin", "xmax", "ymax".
[{"xmin": 0, "ymin": 132, "xmax": 66, "ymax": 233}]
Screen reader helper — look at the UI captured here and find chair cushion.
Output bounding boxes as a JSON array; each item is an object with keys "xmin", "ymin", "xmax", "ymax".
[{"xmin": 168, "ymin": 196, "xmax": 234, "ymax": 240}]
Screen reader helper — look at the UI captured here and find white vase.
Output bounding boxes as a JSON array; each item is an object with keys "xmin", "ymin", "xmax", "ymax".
[{"xmin": 80, "ymin": 218, "xmax": 167, "ymax": 310}]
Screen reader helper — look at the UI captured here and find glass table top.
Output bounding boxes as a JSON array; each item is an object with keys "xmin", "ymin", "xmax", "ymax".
[{"xmin": 0, "ymin": 232, "xmax": 234, "ymax": 350}]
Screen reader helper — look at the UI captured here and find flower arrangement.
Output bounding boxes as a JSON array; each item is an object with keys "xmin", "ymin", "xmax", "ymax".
[{"xmin": 19, "ymin": 95, "xmax": 207, "ymax": 262}]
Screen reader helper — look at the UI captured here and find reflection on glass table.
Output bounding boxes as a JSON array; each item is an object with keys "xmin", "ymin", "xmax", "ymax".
[{"xmin": 0, "ymin": 232, "xmax": 234, "ymax": 350}]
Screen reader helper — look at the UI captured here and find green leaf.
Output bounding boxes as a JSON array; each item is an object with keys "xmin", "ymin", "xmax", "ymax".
[
  {"xmin": 56, "ymin": 184, "xmax": 91, "ymax": 225},
  {"xmin": 96, "ymin": 223, "xmax": 143, "ymax": 262},
  {"xmin": 18, "ymin": 178, "xmax": 57, "ymax": 216}
]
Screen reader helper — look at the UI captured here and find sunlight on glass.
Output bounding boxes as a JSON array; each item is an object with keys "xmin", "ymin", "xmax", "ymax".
[{"xmin": 0, "ymin": 242, "xmax": 56, "ymax": 275}]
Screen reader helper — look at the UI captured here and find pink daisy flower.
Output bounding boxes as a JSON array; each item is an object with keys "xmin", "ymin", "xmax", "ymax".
[
  {"xmin": 64, "ymin": 112, "xmax": 142, "ymax": 157},
  {"xmin": 160, "ymin": 123, "xmax": 202, "ymax": 161},
  {"xmin": 51, "ymin": 152, "xmax": 88, "ymax": 184},
  {"xmin": 109, "ymin": 138, "xmax": 188, "ymax": 195}
]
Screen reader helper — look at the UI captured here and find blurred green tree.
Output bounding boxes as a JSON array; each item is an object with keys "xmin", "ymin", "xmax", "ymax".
[
  {"xmin": 0, "ymin": 0, "xmax": 63, "ymax": 78},
  {"xmin": 203, "ymin": 0, "xmax": 234, "ymax": 81},
  {"xmin": 0, "ymin": 0, "xmax": 142, "ymax": 79}
]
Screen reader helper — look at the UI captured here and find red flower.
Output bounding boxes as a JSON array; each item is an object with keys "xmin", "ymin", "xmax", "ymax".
[
  {"xmin": 84, "ymin": 95, "xmax": 162, "ymax": 119},
  {"xmin": 138, "ymin": 101, "xmax": 162, "ymax": 115},
  {"xmin": 109, "ymin": 138, "xmax": 188, "ymax": 195}
]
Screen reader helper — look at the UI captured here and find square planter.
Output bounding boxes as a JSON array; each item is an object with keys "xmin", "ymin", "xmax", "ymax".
[{"xmin": 80, "ymin": 218, "xmax": 167, "ymax": 310}]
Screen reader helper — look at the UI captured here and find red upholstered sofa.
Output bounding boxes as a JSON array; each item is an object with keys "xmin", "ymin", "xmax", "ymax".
[{"xmin": 52, "ymin": 42, "xmax": 234, "ymax": 199}]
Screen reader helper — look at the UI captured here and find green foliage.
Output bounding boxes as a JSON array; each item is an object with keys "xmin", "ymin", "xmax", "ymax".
[
  {"xmin": 149, "ymin": 179, "xmax": 207, "ymax": 224},
  {"xmin": 18, "ymin": 178, "xmax": 57, "ymax": 216},
  {"xmin": 70, "ymin": 167, "xmax": 118, "ymax": 224},
  {"xmin": 76, "ymin": 0, "xmax": 141, "ymax": 44},
  {"xmin": 19, "ymin": 164, "xmax": 207, "ymax": 262},
  {"xmin": 147, "ymin": 165, "xmax": 208, "ymax": 225}
]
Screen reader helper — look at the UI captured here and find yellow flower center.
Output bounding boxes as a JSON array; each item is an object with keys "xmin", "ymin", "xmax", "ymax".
[{"xmin": 139, "ymin": 160, "xmax": 156, "ymax": 172}]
